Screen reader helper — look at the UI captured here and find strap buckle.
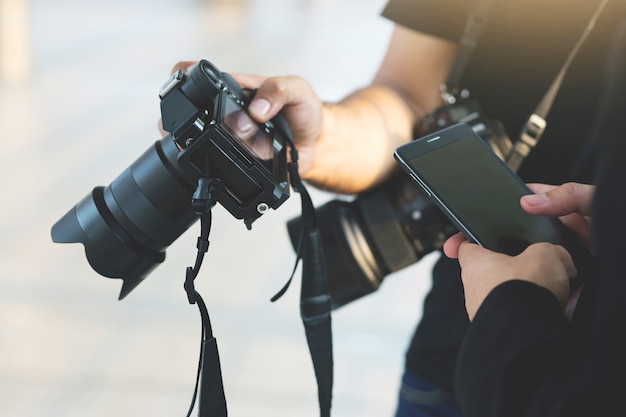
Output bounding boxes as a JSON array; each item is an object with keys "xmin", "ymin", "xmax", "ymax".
[{"xmin": 520, "ymin": 113, "xmax": 547, "ymax": 148}]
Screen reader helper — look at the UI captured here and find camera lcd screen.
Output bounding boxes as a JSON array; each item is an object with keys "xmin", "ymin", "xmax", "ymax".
[
  {"xmin": 396, "ymin": 124, "xmax": 563, "ymax": 255},
  {"xmin": 221, "ymin": 94, "xmax": 273, "ymax": 162}
]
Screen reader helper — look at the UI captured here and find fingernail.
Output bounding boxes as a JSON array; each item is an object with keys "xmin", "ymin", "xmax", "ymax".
[
  {"xmin": 249, "ymin": 98, "xmax": 270, "ymax": 117},
  {"xmin": 237, "ymin": 116, "xmax": 253, "ymax": 133},
  {"xmin": 523, "ymin": 193, "xmax": 549, "ymax": 206}
]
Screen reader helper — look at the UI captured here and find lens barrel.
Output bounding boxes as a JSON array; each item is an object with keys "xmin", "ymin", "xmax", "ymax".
[
  {"xmin": 288, "ymin": 175, "xmax": 456, "ymax": 309},
  {"xmin": 51, "ymin": 135, "xmax": 199, "ymax": 299}
]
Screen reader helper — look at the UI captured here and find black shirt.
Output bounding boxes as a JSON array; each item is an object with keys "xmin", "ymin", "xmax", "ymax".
[
  {"xmin": 381, "ymin": 0, "xmax": 626, "ymax": 394},
  {"xmin": 455, "ymin": 56, "xmax": 626, "ymax": 414},
  {"xmin": 454, "ymin": 20, "xmax": 626, "ymax": 415}
]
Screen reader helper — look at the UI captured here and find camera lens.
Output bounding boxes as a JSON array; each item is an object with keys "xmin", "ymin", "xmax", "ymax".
[
  {"xmin": 51, "ymin": 136, "xmax": 199, "ymax": 299},
  {"xmin": 288, "ymin": 174, "xmax": 456, "ymax": 309}
]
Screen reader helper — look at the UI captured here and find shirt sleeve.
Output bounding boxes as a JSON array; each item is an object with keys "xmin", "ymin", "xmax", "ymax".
[
  {"xmin": 454, "ymin": 279, "xmax": 582, "ymax": 417},
  {"xmin": 381, "ymin": 0, "xmax": 476, "ymax": 41}
]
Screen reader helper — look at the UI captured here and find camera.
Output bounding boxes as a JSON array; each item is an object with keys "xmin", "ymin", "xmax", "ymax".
[
  {"xmin": 51, "ymin": 59, "xmax": 291, "ymax": 299},
  {"xmin": 287, "ymin": 98, "xmax": 512, "ymax": 308}
]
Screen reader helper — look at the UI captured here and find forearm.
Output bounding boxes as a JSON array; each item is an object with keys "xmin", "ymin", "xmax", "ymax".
[
  {"xmin": 302, "ymin": 84, "xmax": 421, "ymax": 194},
  {"xmin": 238, "ymin": 26, "xmax": 456, "ymax": 194},
  {"xmin": 301, "ymin": 27, "xmax": 457, "ymax": 194}
]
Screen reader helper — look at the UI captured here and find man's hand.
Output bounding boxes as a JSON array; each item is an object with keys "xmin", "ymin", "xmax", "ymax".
[
  {"xmin": 230, "ymin": 73, "xmax": 324, "ymax": 177},
  {"xmin": 163, "ymin": 25, "xmax": 458, "ymax": 194},
  {"xmin": 160, "ymin": 62, "xmax": 324, "ymax": 176}
]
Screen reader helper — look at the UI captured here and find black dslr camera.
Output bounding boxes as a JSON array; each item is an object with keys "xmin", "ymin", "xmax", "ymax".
[
  {"xmin": 52, "ymin": 60, "xmax": 291, "ymax": 299},
  {"xmin": 288, "ymin": 98, "xmax": 512, "ymax": 308}
]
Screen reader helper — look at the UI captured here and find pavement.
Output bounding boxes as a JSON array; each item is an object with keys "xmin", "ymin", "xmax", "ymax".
[{"xmin": 0, "ymin": 1, "xmax": 439, "ymax": 416}]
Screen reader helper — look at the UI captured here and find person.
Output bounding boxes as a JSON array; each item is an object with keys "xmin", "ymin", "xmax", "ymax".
[
  {"xmin": 444, "ymin": 161, "xmax": 626, "ymax": 415},
  {"xmin": 171, "ymin": 0, "xmax": 626, "ymax": 415},
  {"xmin": 442, "ymin": 15, "xmax": 626, "ymax": 416}
]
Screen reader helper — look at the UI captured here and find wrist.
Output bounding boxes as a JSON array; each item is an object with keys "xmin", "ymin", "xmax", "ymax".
[
  {"xmin": 301, "ymin": 90, "xmax": 413, "ymax": 194},
  {"xmin": 299, "ymin": 103, "xmax": 340, "ymax": 187}
]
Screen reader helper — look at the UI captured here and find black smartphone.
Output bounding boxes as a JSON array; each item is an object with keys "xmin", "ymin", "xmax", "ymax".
[{"xmin": 394, "ymin": 123, "xmax": 594, "ymax": 284}]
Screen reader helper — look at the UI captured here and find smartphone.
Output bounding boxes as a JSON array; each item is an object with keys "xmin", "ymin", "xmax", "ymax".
[{"xmin": 394, "ymin": 123, "xmax": 594, "ymax": 284}]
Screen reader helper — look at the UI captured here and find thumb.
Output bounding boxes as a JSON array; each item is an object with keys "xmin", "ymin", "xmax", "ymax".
[
  {"xmin": 521, "ymin": 182, "xmax": 595, "ymax": 217},
  {"xmin": 457, "ymin": 241, "xmax": 485, "ymax": 262}
]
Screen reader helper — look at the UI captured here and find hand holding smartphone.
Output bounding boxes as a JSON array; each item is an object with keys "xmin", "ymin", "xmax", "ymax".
[{"xmin": 393, "ymin": 123, "xmax": 594, "ymax": 287}]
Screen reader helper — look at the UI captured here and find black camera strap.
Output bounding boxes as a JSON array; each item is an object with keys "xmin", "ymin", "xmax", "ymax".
[
  {"xmin": 270, "ymin": 118, "xmax": 333, "ymax": 417},
  {"xmin": 184, "ymin": 174, "xmax": 228, "ymax": 417},
  {"xmin": 444, "ymin": 0, "xmax": 610, "ymax": 171},
  {"xmin": 183, "ymin": 121, "xmax": 333, "ymax": 417},
  {"xmin": 442, "ymin": 0, "xmax": 495, "ymax": 102}
]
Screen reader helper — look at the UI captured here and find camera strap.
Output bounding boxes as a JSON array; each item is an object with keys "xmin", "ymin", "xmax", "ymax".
[
  {"xmin": 442, "ymin": 0, "xmax": 495, "ymax": 102},
  {"xmin": 506, "ymin": 0, "xmax": 610, "ymax": 171},
  {"xmin": 271, "ymin": 118, "xmax": 334, "ymax": 417},
  {"xmin": 444, "ymin": 0, "xmax": 610, "ymax": 171},
  {"xmin": 184, "ymin": 175, "xmax": 228, "ymax": 417},
  {"xmin": 184, "ymin": 124, "xmax": 333, "ymax": 417}
]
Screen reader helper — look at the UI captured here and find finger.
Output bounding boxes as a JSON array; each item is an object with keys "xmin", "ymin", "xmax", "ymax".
[
  {"xmin": 457, "ymin": 240, "xmax": 484, "ymax": 263},
  {"xmin": 443, "ymin": 232, "xmax": 467, "ymax": 258},
  {"xmin": 524, "ymin": 242, "xmax": 578, "ymax": 280},
  {"xmin": 554, "ymin": 245, "xmax": 578, "ymax": 279},
  {"xmin": 230, "ymin": 73, "xmax": 268, "ymax": 89},
  {"xmin": 526, "ymin": 183, "xmax": 558, "ymax": 194},
  {"xmin": 171, "ymin": 61, "xmax": 197, "ymax": 75},
  {"xmin": 222, "ymin": 111, "xmax": 258, "ymax": 141},
  {"xmin": 244, "ymin": 75, "xmax": 313, "ymax": 122},
  {"xmin": 521, "ymin": 182, "xmax": 595, "ymax": 217},
  {"xmin": 157, "ymin": 118, "xmax": 166, "ymax": 136}
]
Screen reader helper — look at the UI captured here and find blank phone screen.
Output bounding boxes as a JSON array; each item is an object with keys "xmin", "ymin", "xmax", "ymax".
[{"xmin": 408, "ymin": 136, "xmax": 563, "ymax": 255}]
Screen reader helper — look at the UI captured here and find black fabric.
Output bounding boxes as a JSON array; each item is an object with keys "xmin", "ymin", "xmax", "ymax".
[
  {"xmin": 455, "ymin": 280, "xmax": 581, "ymax": 417},
  {"xmin": 381, "ymin": 0, "xmax": 626, "ymax": 396}
]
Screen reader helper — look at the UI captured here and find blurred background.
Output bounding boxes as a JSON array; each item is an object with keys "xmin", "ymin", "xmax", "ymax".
[{"xmin": 0, "ymin": 0, "xmax": 439, "ymax": 416}]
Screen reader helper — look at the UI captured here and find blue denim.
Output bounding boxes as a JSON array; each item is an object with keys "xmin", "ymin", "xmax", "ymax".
[{"xmin": 394, "ymin": 368, "xmax": 463, "ymax": 417}]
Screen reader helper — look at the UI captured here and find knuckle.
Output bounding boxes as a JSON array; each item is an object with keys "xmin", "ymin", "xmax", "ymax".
[
  {"xmin": 262, "ymin": 76, "xmax": 291, "ymax": 97},
  {"xmin": 525, "ymin": 242, "xmax": 553, "ymax": 255},
  {"xmin": 560, "ymin": 181, "xmax": 581, "ymax": 196}
]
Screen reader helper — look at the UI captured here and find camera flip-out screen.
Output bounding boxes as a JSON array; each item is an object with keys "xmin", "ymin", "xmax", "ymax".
[{"xmin": 221, "ymin": 93, "xmax": 274, "ymax": 163}]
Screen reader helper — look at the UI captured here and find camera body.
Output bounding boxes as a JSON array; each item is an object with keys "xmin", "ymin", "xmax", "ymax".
[
  {"xmin": 51, "ymin": 59, "xmax": 291, "ymax": 299},
  {"xmin": 159, "ymin": 60, "xmax": 290, "ymax": 225},
  {"xmin": 288, "ymin": 98, "xmax": 512, "ymax": 308},
  {"xmin": 422, "ymin": 98, "xmax": 512, "ymax": 160}
]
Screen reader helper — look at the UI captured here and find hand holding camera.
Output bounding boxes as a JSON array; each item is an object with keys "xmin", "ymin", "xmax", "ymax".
[{"xmin": 223, "ymin": 71, "xmax": 326, "ymax": 178}]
